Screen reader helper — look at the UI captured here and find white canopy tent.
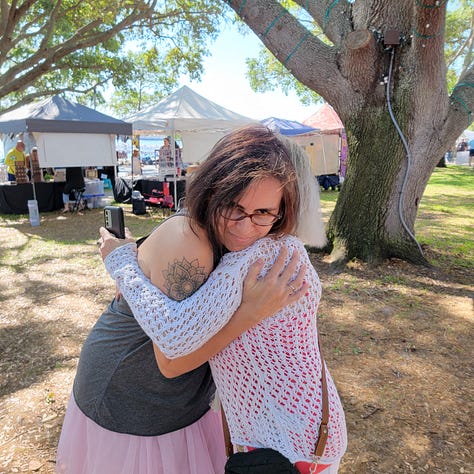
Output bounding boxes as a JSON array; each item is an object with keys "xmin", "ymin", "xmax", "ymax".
[
  {"xmin": 126, "ymin": 85, "xmax": 256, "ymax": 163},
  {"xmin": 126, "ymin": 85, "xmax": 256, "ymax": 205}
]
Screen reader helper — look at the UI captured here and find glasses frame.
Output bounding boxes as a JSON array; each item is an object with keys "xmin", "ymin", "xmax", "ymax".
[{"xmin": 220, "ymin": 207, "xmax": 282, "ymax": 227}]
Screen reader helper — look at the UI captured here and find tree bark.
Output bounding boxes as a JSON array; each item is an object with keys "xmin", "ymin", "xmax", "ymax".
[{"xmin": 327, "ymin": 106, "xmax": 428, "ymax": 266}]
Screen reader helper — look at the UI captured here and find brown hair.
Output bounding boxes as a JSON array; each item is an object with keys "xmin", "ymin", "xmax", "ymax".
[{"xmin": 185, "ymin": 124, "xmax": 299, "ymax": 264}]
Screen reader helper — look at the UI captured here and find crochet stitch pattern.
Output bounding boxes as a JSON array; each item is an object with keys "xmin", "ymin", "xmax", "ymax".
[{"xmin": 105, "ymin": 236, "xmax": 347, "ymax": 464}]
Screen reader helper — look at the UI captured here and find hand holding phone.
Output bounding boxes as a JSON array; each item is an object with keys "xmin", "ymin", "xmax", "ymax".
[{"xmin": 104, "ymin": 206, "xmax": 125, "ymax": 239}]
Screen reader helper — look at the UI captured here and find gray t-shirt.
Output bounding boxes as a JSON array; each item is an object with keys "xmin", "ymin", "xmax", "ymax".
[{"xmin": 73, "ymin": 296, "xmax": 215, "ymax": 435}]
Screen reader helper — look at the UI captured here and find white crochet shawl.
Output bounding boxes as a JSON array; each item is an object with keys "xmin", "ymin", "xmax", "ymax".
[{"xmin": 104, "ymin": 235, "xmax": 347, "ymax": 464}]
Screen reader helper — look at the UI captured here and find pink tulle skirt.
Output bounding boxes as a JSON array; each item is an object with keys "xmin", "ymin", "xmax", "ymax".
[{"xmin": 56, "ymin": 396, "xmax": 226, "ymax": 474}]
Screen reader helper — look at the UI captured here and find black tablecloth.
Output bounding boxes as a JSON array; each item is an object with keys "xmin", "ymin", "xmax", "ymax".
[{"xmin": 0, "ymin": 182, "xmax": 65, "ymax": 214}]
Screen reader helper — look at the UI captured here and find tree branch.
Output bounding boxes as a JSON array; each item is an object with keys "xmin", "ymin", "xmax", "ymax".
[
  {"xmin": 225, "ymin": 0, "xmax": 348, "ymax": 105},
  {"xmin": 412, "ymin": 1, "xmax": 447, "ymax": 78},
  {"xmin": 292, "ymin": 0, "xmax": 352, "ymax": 46},
  {"xmin": 37, "ymin": 0, "xmax": 63, "ymax": 53},
  {"xmin": 448, "ymin": 9, "xmax": 474, "ymax": 75},
  {"xmin": 442, "ymin": 65, "xmax": 474, "ymax": 147},
  {"xmin": 0, "ymin": 81, "xmax": 111, "ymax": 114},
  {"xmin": 0, "ymin": 0, "xmax": 37, "ymax": 55},
  {"xmin": 0, "ymin": 2, "xmax": 156, "ymax": 97}
]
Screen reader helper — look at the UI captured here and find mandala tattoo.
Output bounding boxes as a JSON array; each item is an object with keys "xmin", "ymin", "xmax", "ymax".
[{"xmin": 162, "ymin": 258, "xmax": 208, "ymax": 301}]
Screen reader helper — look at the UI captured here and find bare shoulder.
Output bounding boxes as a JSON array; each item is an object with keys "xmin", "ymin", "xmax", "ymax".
[{"xmin": 137, "ymin": 215, "xmax": 214, "ymax": 300}]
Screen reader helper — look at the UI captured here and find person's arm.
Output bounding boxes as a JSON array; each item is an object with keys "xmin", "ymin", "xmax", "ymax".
[
  {"xmin": 99, "ymin": 220, "xmax": 307, "ymax": 376},
  {"xmin": 105, "ymin": 239, "xmax": 305, "ymax": 349},
  {"xmin": 114, "ymin": 245, "xmax": 305, "ymax": 377},
  {"xmin": 4, "ymin": 151, "xmax": 14, "ymax": 167}
]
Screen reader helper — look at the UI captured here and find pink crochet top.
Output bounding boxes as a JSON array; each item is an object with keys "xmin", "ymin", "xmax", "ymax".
[{"xmin": 105, "ymin": 235, "xmax": 347, "ymax": 464}]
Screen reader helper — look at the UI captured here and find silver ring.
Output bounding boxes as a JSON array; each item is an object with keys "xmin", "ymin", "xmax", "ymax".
[{"xmin": 288, "ymin": 284, "xmax": 296, "ymax": 292}]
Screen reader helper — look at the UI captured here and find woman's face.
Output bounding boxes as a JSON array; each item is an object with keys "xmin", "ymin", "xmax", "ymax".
[{"xmin": 217, "ymin": 177, "xmax": 284, "ymax": 252}]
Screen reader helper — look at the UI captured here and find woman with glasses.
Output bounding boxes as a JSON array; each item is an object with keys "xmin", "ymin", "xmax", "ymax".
[{"xmin": 56, "ymin": 125, "xmax": 346, "ymax": 473}]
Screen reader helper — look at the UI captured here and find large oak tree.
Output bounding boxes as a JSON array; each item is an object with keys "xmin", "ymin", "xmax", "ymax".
[
  {"xmin": 225, "ymin": 0, "xmax": 474, "ymax": 265},
  {"xmin": 0, "ymin": 0, "xmax": 223, "ymax": 113}
]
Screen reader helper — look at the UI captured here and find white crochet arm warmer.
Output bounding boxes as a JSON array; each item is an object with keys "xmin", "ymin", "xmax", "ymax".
[{"xmin": 104, "ymin": 243, "xmax": 245, "ymax": 358}]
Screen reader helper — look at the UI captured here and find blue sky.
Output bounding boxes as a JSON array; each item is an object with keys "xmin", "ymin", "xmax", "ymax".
[{"xmin": 178, "ymin": 24, "xmax": 316, "ymax": 123}]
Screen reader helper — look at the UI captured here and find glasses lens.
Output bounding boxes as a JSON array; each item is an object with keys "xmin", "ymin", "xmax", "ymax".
[
  {"xmin": 220, "ymin": 207, "xmax": 280, "ymax": 226},
  {"xmin": 250, "ymin": 214, "xmax": 279, "ymax": 226},
  {"xmin": 221, "ymin": 207, "xmax": 241, "ymax": 220}
]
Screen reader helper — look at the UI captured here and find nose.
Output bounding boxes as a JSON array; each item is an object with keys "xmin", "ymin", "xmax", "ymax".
[{"xmin": 232, "ymin": 216, "xmax": 256, "ymax": 234}]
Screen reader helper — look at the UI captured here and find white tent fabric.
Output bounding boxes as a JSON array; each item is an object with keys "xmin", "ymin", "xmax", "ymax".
[
  {"xmin": 126, "ymin": 85, "xmax": 256, "ymax": 163},
  {"xmin": 0, "ymin": 95, "xmax": 132, "ymax": 167},
  {"xmin": 180, "ymin": 131, "xmax": 228, "ymax": 163},
  {"xmin": 35, "ymin": 132, "xmax": 117, "ymax": 168},
  {"xmin": 126, "ymin": 85, "xmax": 256, "ymax": 136}
]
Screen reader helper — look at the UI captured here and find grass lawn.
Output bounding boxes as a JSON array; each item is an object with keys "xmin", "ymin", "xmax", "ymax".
[
  {"xmin": 318, "ymin": 165, "xmax": 474, "ymax": 269},
  {"xmin": 0, "ymin": 165, "xmax": 472, "ymax": 473}
]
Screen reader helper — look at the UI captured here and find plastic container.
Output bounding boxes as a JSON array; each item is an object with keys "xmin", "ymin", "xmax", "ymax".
[{"xmin": 27, "ymin": 199, "xmax": 40, "ymax": 226}]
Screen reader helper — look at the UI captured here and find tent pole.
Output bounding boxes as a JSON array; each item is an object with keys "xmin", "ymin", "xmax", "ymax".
[
  {"xmin": 170, "ymin": 123, "xmax": 177, "ymax": 211},
  {"xmin": 28, "ymin": 153, "xmax": 37, "ymax": 201},
  {"xmin": 320, "ymin": 134, "xmax": 327, "ymax": 174}
]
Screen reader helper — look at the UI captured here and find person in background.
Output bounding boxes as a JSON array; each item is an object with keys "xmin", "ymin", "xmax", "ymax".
[
  {"xmin": 131, "ymin": 147, "xmax": 142, "ymax": 176},
  {"xmin": 55, "ymin": 125, "xmax": 326, "ymax": 474},
  {"xmin": 159, "ymin": 136, "xmax": 172, "ymax": 166},
  {"xmin": 469, "ymin": 137, "xmax": 474, "ymax": 167},
  {"xmin": 4, "ymin": 139, "xmax": 26, "ymax": 181},
  {"xmin": 98, "ymin": 127, "xmax": 346, "ymax": 473},
  {"xmin": 62, "ymin": 167, "xmax": 85, "ymax": 212},
  {"xmin": 457, "ymin": 137, "xmax": 468, "ymax": 152}
]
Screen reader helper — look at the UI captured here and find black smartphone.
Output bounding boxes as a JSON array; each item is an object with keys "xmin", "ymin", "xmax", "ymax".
[{"xmin": 104, "ymin": 206, "xmax": 125, "ymax": 239}]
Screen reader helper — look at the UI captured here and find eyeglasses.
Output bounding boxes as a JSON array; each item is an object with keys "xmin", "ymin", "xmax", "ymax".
[{"xmin": 220, "ymin": 206, "xmax": 281, "ymax": 226}]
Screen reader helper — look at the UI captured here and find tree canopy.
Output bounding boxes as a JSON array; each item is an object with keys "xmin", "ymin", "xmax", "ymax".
[{"xmin": 0, "ymin": 0, "xmax": 224, "ymax": 113}]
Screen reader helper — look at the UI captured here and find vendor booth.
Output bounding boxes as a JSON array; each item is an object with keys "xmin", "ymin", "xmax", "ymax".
[
  {"xmin": 261, "ymin": 115, "xmax": 341, "ymax": 177},
  {"xmin": 0, "ymin": 182, "xmax": 64, "ymax": 214},
  {"xmin": 300, "ymin": 103, "xmax": 347, "ymax": 179},
  {"xmin": 126, "ymin": 85, "xmax": 256, "ymax": 206},
  {"xmin": 0, "ymin": 96, "xmax": 132, "ymax": 213}
]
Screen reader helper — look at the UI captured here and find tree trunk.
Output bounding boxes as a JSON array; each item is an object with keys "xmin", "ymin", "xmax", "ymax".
[{"xmin": 327, "ymin": 106, "xmax": 429, "ymax": 266}]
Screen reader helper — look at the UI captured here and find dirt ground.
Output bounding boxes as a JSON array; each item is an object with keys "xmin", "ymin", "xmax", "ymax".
[{"xmin": 0, "ymin": 208, "xmax": 473, "ymax": 473}]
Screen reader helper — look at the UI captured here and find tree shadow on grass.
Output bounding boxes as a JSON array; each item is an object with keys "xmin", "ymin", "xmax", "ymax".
[{"xmin": 0, "ymin": 319, "xmax": 86, "ymax": 399}]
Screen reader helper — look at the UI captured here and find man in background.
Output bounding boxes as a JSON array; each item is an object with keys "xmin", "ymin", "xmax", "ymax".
[
  {"xmin": 469, "ymin": 137, "xmax": 474, "ymax": 167},
  {"xmin": 62, "ymin": 167, "xmax": 85, "ymax": 212},
  {"xmin": 5, "ymin": 139, "xmax": 26, "ymax": 181}
]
